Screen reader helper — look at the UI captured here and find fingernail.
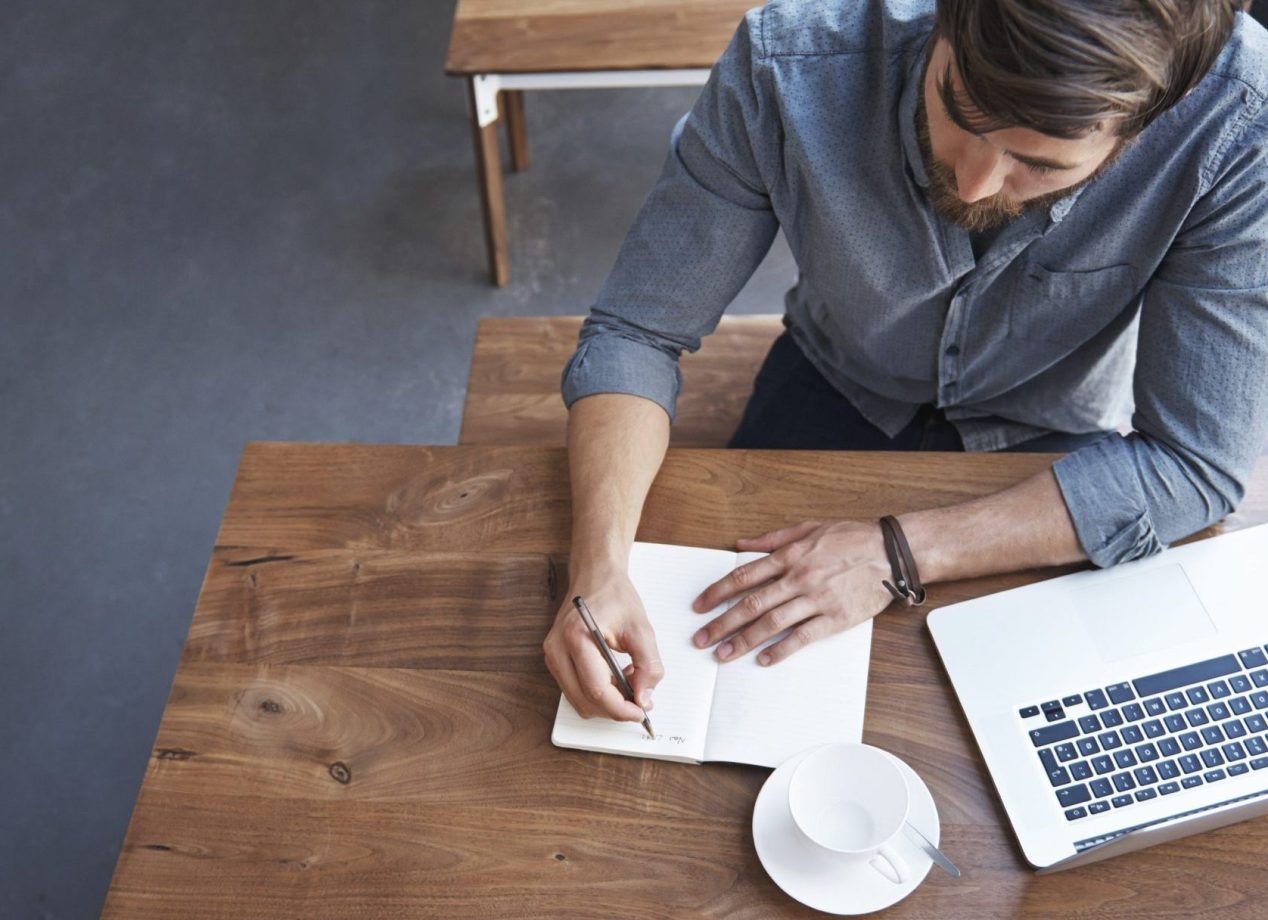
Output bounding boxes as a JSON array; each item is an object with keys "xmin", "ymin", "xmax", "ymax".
[
  {"xmin": 693, "ymin": 628, "xmax": 709, "ymax": 647},
  {"xmin": 758, "ymin": 652, "xmax": 771, "ymax": 666},
  {"xmin": 717, "ymin": 641, "xmax": 733, "ymax": 660}
]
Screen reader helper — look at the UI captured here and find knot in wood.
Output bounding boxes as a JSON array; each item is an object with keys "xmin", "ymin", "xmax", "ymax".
[
  {"xmin": 259, "ymin": 699, "xmax": 282, "ymax": 714},
  {"xmin": 329, "ymin": 761, "xmax": 352, "ymax": 784}
]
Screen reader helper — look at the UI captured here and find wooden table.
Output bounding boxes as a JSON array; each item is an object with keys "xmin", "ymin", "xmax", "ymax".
[
  {"xmin": 445, "ymin": 0, "xmax": 757, "ymax": 285},
  {"xmin": 103, "ymin": 443, "xmax": 1268, "ymax": 918}
]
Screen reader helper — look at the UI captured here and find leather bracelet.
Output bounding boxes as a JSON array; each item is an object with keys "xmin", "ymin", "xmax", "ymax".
[{"xmin": 879, "ymin": 515, "xmax": 927, "ymax": 606}]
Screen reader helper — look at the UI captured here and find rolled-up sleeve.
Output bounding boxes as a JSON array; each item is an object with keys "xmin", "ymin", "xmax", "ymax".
[
  {"xmin": 1054, "ymin": 110, "xmax": 1268, "ymax": 567},
  {"xmin": 561, "ymin": 7, "xmax": 782, "ymax": 420}
]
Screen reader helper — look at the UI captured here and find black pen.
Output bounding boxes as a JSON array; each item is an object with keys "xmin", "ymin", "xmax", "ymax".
[{"xmin": 572, "ymin": 596, "xmax": 656, "ymax": 739}]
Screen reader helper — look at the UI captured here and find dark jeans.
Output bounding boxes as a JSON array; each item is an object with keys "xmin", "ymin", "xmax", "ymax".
[{"xmin": 727, "ymin": 332, "xmax": 1114, "ymax": 453}]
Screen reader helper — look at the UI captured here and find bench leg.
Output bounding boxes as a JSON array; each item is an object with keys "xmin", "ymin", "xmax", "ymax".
[
  {"xmin": 467, "ymin": 77, "xmax": 509, "ymax": 286},
  {"xmin": 503, "ymin": 90, "xmax": 530, "ymax": 172}
]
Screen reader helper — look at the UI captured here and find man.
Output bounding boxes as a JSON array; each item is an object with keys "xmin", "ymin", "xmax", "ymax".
[{"xmin": 543, "ymin": 0, "xmax": 1268, "ymax": 727}]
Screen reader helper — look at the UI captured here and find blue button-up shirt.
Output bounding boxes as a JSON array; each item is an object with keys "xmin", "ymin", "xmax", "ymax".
[{"xmin": 561, "ymin": 0, "xmax": 1268, "ymax": 567}]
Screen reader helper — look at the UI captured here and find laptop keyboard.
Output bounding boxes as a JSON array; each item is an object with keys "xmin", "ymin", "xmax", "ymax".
[{"xmin": 1022, "ymin": 646, "xmax": 1268, "ymax": 822}]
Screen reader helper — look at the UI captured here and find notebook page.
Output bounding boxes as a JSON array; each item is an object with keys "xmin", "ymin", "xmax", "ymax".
[
  {"xmin": 550, "ymin": 542, "xmax": 735, "ymax": 762},
  {"xmin": 703, "ymin": 552, "xmax": 873, "ymax": 767}
]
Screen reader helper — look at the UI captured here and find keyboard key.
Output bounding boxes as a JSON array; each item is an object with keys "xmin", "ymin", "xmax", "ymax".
[
  {"xmin": 1031, "ymin": 721, "xmax": 1079, "ymax": 746},
  {"xmin": 1112, "ymin": 794, "xmax": 1134, "ymax": 808},
  {"xmin": 1180, "ymin": 731, "xmax": 1203, "ymax": 751},
  {"xmin": 1159, "ymin": 781, "xmax": 1181, "ymax": 795},
  {"xmin": 1078, "ymin": 737, "xmax": 1100, "ymax": 757},
  {"xmin": 1042, "ymin": 699, "xmax": 1062, "ymax": 712},
  {"xmin": 1225, "ymin": 719, "xmax": 1247, "ymax": 739},
  {"xmin": 1201, "ymin": 726, "xmax": 1225, "ymax": 745},
  {"xmin": 1207, "ymin": 702, "xmax": 1231, "ymax": 721},
  {"xmin": 1144, "ymin": 697, "xmax": 1167, "ymax": 716},
  {"xmin": 1107, "ymin": 682, "xmax": 1135, "ymax": 704},
  {"xmin": 1133, "ymin": 765, "xmax": 1158, "ymax": 785},
  {"xmin": 1247, "ymin": 736, "xmax": 1268, "ymax": 756},
  {"xmin": 1122, "ymin": 725, "xmax": 1144, "ymax": 744},
  {"xmin": 1186, "ymin": 709, "xmax": 1210, "ymax": 727},
  {"xmin": 1165, "ymin": 692, "xmax": 1187, "ymax": 711},
  {"xmin": 1098, "ymin": 732, "xmax": 1123, "ymax": 751},
  {"xmin": 1182, "ymin": 776, "xmax": 1204, "ymax": 789},
  {"xmin": 1201, "ymin": 749, "xmax": 1226, "ymax": 768},
  {"xmin": 1058, "ymin": 784, "xmax": 1092, "ymax": 807},
  {"xmin": 1238, "ymin": 648, "xmax": 1268, "ymax": 669},
  {"xmin": 1063, "ymin": 694, "xmax": 1083, "ymax": 707},
  {"xmin": 1071, "ymin": 760, "xmax": 1093, "ymax": 780},
  {"xmin": 1019, "ymin": 705, "xmax": 1040, "ymax": 718},
  {"xmin": 1090, "ymin": 800, "xmax": 1111, "ymax": 813},
  {"xmin": 1101, "ymin": 709, "xmax": 1124, "ymax": 728},
  {"xmin": 1164, "ymin": 714, "xmax": 1187, "ymax": 733},
  {"xmin": 1231, "ymin": 696, "xmax": 1252, "ymax": 715},
  {"xmin": 1039, "ymin": 749, "xmax": 1069, "ymax": 786},
  {"xmin": 1065, "ymin": 806, "xmax": 1089, "ymax": 820},
  {"xmin": 1187, "ymin": 686, "xmax": 1210, "ymax": 705},
  {"xmin": 1085, "ymin": 689, "xmax": 1109, "ymax": 710},
  {"xmin": 1046, "ymin": 707, "xmax": 1066, "ymax": 722},
  {"xmin": 1143, "ymin": 719, "xmax": 1165, "ymax": 739},
  {"xmin": 1112, "ymin": 772, "xmax": 1136, "ymax": 792},
  {"xmin": 1136, "ymin": 743, "xmax": 1159, "ymax": 762},
  {"xmin": 1090, "ymin": 777, "xmax": 1113, "ymax": 797},
  {"xmin": 1208, "ymin": 680, "xmax": 1232, "ymax": 699},
  {"xmin": 1134, "ymin": 655, "xmax": 1241, "ymax": 697},
  {"xmin": 1159, "ymin": 737, "xmax": 1181, "ymax": 757},
  {"xmin": 1135, "ymin": 788, "xmax": 1158, "ymax": 801},
  {"xmin": 1252, "ymin": 757, "xmax": 1268, "ymax": 770},
  {"xmin": 1123, "ymin": 703, "xmax": 1145, "ymax": 722},
  {"xmin": 1246, "ymin": 714, "xmax": 1268, "ymax": 733},
  {"xmin": 1055, "ymin": 743, "xmax": 1077, "ymax": 762},
  {"xmin": 1114, "ymin": 750, "xmax": 1138, "ymax": 769},
  {"xmin": 1078, "ymin": 715, "xmax": 1101, "ymax": 734},
  {"xmin": 1179, "ymin": 754, "xmax": 1202, "ymax": 773},
  {"xmin": 1254, "ymin": 670, "xmax": 1268, "ymax": 688},
  {"xmin": 1252, "ymin": 691, "xmax": 1268, "ymax": 709},
  {"xmin": 1222, "ymin": 741, "xmax": 1247, "ymax": 761},
  {"xmin": 1092, "ymin": 755, "xmax": 1114, "ymax": 775},
  {"xmin": 1204, "ymin": 769, "xmax": 1228, "ymax": 783},
  {"xmin": 1158, "ymin": 759, "xmax": 1180, "ymax": 780},
  {"xmin": 1231, "ymin": 675, "xmax": 1253, "ymax": 693},
  {"xmin": 1229, "ymin": 763, "xmax": 1250, "ymax": 776}
]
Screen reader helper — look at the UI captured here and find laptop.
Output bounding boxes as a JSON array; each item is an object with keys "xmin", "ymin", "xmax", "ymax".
[{"xmin": 927, "ymin": 522, "xmax": 1268, "ymax": 871}]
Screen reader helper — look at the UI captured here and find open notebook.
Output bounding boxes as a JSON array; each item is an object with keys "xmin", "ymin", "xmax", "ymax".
[{"xmin": 551, "ymin": 541, "xmax": 873, "ymax": 768}]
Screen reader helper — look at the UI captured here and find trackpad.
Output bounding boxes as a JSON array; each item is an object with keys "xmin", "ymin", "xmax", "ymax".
[{"xmin": 1073, "ymin": 564, "xmax": 1216, "ymax": 663}]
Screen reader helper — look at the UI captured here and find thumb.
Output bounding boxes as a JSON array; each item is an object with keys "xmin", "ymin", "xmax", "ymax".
[{"xmin": 616, "ymin": 622, "xmax": 665, "ymax": 709}]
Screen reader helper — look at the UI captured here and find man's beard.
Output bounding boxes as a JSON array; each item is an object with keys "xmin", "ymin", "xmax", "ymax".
[{"xmin": 912, "ymin": 71, "xmax": 1123, "ymax": 233}]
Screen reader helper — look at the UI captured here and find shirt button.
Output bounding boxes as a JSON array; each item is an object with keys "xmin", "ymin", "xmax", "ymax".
[{"xmin": 945, "ymin": 344, "xmax": 961, "ymax": 357}]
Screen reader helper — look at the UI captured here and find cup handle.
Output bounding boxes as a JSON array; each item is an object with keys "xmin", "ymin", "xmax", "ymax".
[{"xmin": 869, "ymin": 844, "xmax": 910, "ymax": 885}]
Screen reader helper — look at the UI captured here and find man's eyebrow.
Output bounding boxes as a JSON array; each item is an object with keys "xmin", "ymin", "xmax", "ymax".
[{"xmin": 936, "ymin": 64, "xmax": 1082, "ymax": 172}]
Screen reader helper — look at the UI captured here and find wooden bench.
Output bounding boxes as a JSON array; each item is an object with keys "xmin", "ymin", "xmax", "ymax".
[
  {"xmin": 444, "ymin": 0, "xmax": 758, "ymax": 286},
  {"xmin": 459, "ymin": 314, "xmax": 783, "ymax": 446}
]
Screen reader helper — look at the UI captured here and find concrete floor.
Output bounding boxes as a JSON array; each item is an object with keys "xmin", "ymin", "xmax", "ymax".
[
  {"xmin": 0, "ymin": 1, "xmax": 793, "ymax": 916},
  {"xmin": 5, "ymin": 3, "xmax": 1268, "ymax": 917}
]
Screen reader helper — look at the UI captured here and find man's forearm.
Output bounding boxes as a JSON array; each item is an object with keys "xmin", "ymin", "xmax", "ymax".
[
  {"xmin": 899, "ymin": 468, "xmax": 1087, "ymax": 584},
  {"xmin": 566, "ymin": 394, "xmax": 671, "ymax": 572}
]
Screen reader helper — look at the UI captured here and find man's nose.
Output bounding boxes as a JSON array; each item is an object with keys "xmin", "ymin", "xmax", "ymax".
[{"xmin": 954, "ymin": 144, "xmax": 1007, "ymax": 202}]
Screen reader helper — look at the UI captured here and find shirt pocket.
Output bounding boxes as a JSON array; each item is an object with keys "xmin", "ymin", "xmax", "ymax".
[{"xmin": 1008, "ymin": 263, "xmax": 1140, "ymax": 349}]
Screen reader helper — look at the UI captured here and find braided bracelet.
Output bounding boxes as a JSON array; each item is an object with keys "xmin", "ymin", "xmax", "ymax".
[{"xmin": 879, "ymin": 515, "xmax": 927, "ymax": 606}]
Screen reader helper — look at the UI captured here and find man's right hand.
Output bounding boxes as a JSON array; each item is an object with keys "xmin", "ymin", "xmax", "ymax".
[{"xmin": 543, "ymin": 567, "xmax": 664, "ymax": 723}]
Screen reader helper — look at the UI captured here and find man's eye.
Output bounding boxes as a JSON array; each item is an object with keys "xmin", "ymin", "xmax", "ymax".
[{"xmin": 1027, "ymin": 162, "xmax": 1057, "ymax": 177}]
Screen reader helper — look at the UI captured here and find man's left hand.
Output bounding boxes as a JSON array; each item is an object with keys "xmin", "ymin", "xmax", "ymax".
[{"xmin": 691, "ymin": 520, "xmax": 896, "ymax": 666}]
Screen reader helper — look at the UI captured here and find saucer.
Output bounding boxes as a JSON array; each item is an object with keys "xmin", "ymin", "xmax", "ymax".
[{"xmin": 752, "ymin": 746, "xmax": 940, "ymax": 915}]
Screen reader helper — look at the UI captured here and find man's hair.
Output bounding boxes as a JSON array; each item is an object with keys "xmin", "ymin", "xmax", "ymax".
[{"xmin": 934, "ymin": 0, "xmax": 1242, "ymax": 138}]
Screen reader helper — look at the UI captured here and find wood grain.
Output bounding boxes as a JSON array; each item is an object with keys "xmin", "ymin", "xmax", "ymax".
[
  {"xmin": 460, "ymin": 315, "xmax": 782, "ymax": 447},
  {"xmin": 106, "ymin": 444, "xmax": 1268, "ymax": 917},
  {"xmin": 444, "ymin": 0, "xmax": 758, "ymax": 75}
]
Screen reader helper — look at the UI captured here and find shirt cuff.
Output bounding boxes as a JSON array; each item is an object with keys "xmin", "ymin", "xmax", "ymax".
[
  {"xmin": 560, "ymin": 334, "xmax": 681, "ymax": 422},
  {"xmin": 1052, "ymin": 435, "xmax": 1167, "ymax": 568}
]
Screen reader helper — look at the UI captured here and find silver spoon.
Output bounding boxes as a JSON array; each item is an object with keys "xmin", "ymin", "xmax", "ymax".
[{"xmin": 903, "ymin": 821, "xmax": 960, "ymax": 878}]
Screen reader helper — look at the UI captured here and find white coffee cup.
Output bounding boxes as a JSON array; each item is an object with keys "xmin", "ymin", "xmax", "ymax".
[{"xmin": 787, "ymin": 743, "xmax": 912, "ymax": 885}]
